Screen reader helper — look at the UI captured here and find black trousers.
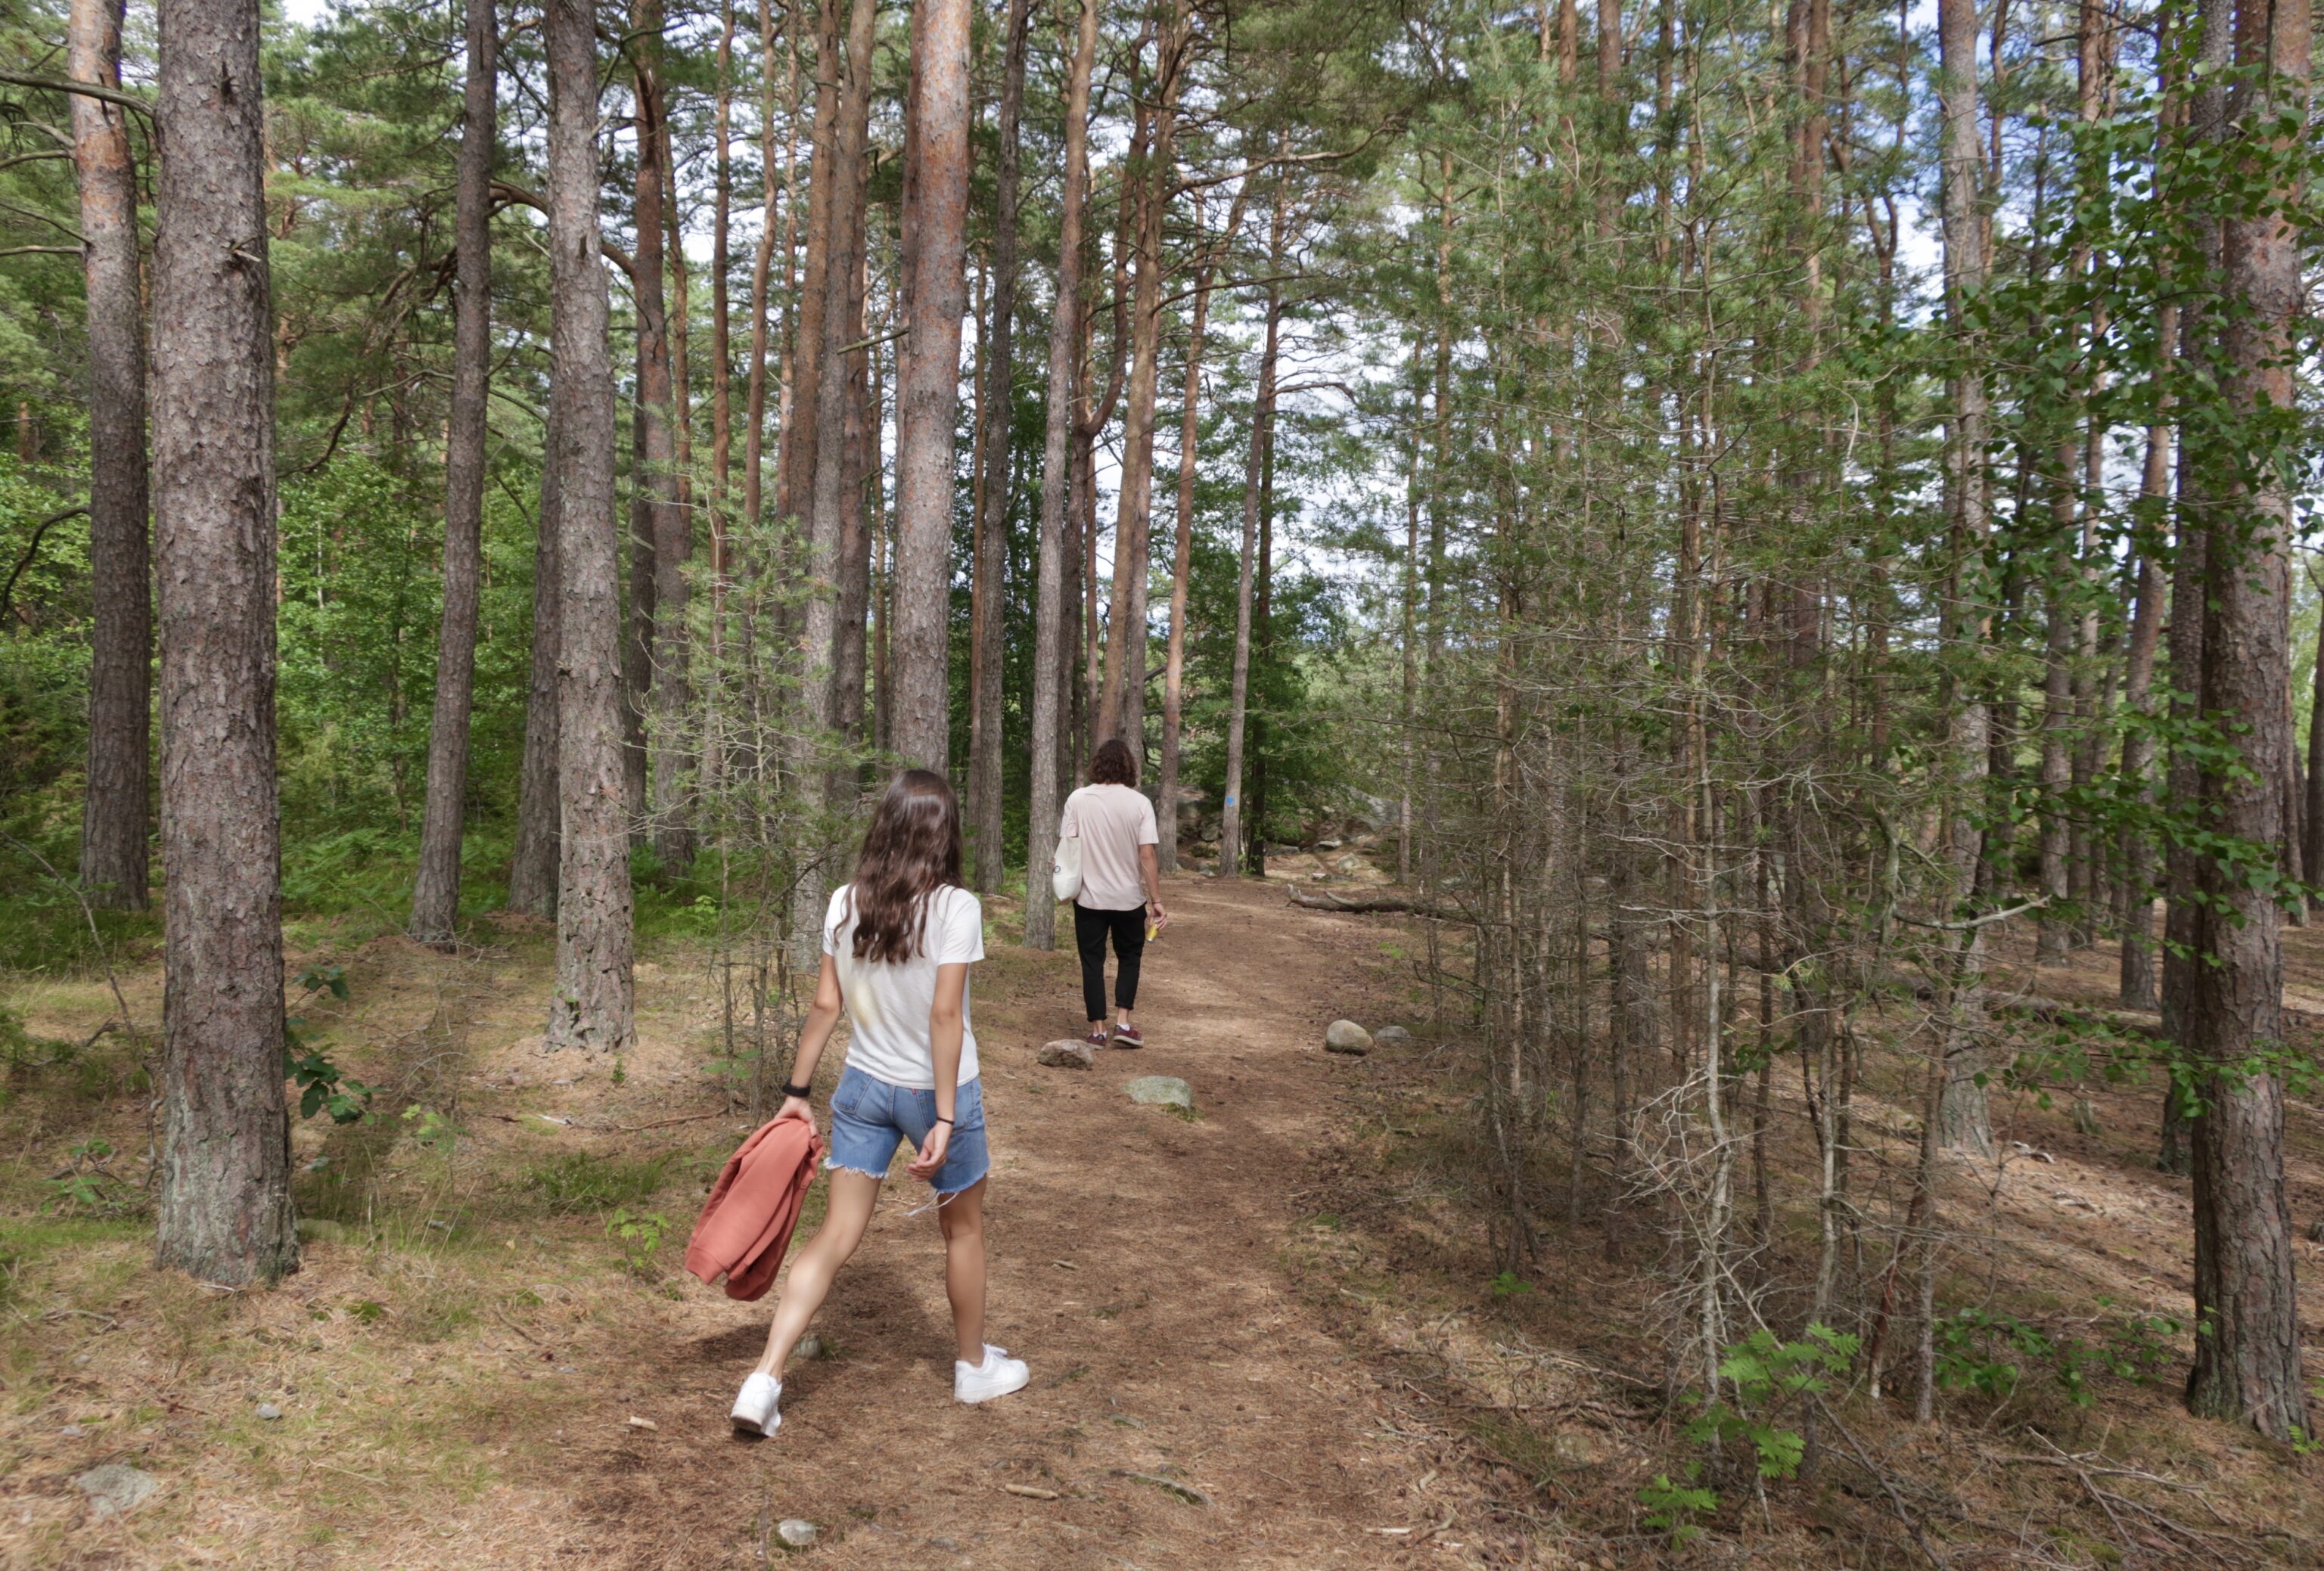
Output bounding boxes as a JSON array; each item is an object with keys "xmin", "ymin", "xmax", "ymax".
[{"xmin": 1073, "ymin": 902, "xmax": 1146, "ymax": 1020}]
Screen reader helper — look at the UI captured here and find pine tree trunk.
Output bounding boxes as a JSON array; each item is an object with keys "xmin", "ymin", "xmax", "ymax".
[
  {"xmin": 799, "ymin": 0, "xmax": 876, "ymax": 759},
  {"xmin": 828, "ymin": 21, "xmax": 878, "ymax": 769},
  {"xmin": 2161, "ymin": 0, "xmax": 2235, "ymax": 1178},
  {"xmin": 508, "ymin": 399, "xmax": 563, "ymax": 917},
  {"xmin": 151, "ymin": 0, "xmax": 296, "ymax": 1283},
  {"xmin": 1933, "ymin": 0, "xmax": 1994, "ymax": 1158},
  {"xmin": 70, "ymin": 0, "xmax": 151, "ymax": 913},
  {"xmin": 831, "ymin": 237, "xmax": 874, "ymax": 756},
  {"xmin": 409, "ymin": 0, "xmax": 496, "ymax": 947},
  {"xmin": 623, "ymin": 14, "xmax": 682, "ymax": 864},
  {"xmin": 653, "ymin": 99, "xmax": 694, "ymax": 873},
  {"xmin": 742, "ymin": 0, "xmax": 789, "ymax": 541},
  {"xmin": 968, "ymin": 0, "xmax": 1029, "ymax": 892},
  {"xmin": 781, "ymin": 0, "xmax": 840, "ymax": 528},
  {"xmin": 1024, "ymin": 0, "xmax": 1095, "ymax": 951},
  {"xmin": 1159, "ymin": 192, "xmax": 1240, "ymax": 876},
  {"xmin": 2307, "ymin": 599, "xmax": 2324, "ymax": 904},
  {"xmin": 1221, "ymin": 188, "xmax": 1287, "ymax": 879},
  {"xmin": 702, "ymin": 0, "xmax": 734, "ymax": 809},
  {"xmin": 545, "ymin": 0, "xmax": 635, "ymax": 1053},
  {"xmin": 1097, "ymin": 20, "xmax": 1180, "ymax": 754},
  {"xmin": 2182, "ymin": 0, "xmax": 2311, "ymax": 1443},
  {"xmin": 2116, "ymin": 275, "xmax": 2174, "ymax": 1007},
  {"xmin": 2117, "ymin": 542, "xmax": 2165, "ymax": 1010},
  {"xmin": 890, "ymin": 0, "xmax": 970, "ymax": 770}
]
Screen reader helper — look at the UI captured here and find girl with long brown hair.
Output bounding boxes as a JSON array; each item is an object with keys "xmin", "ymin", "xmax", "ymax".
[{"xmin": 729, "ymin": 770, "xmax": 1028, "ymax": 1436}]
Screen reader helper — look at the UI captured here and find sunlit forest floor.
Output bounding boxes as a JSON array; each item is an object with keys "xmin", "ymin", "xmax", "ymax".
[{"xmin": 3, "ymin": 871, "xmax": 2321, "ymax": 1567}]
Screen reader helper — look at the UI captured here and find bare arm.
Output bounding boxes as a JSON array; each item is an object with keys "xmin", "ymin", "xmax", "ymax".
[
  {"xmin": 908, "ymin": 963, "xmax": 970, "ymax": 1180},
  {"xmin": 775, "ymin": 955, "xmax": 845, "ymax": 1123},
  {"xmin": 1139, "ymin": 843, "xmax": 1168, "ymax": 928}
]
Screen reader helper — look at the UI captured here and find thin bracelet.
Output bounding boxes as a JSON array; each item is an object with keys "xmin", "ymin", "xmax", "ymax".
[{"xmin": 934, "ymin": 1116, "xmax": 954, "ymax": 1126}]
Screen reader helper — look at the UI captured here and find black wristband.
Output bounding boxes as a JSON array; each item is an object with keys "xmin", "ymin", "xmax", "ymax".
[
  {"xmin": 934, "ymin": 1116, "xmax": 954, "ymax": 1126},
  {"xmin": 781, "ymin": 1081, "xmax": 812, "ymax": 1101}
]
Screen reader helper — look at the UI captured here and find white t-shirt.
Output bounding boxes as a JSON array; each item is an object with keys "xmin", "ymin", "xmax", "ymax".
[
  {"xmin": 822, "ymin": 883, "xmax": 984, "ymax": 1088},
  {"xmin": 1060, "ymin": 783, "xmax": 1159, "ymax": 911}
]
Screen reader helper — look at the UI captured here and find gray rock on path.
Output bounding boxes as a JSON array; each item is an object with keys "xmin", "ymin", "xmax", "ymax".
[
  {"xmin": 76, "ymin": 1464, "xmax": 159, "ymax": 1518},
  {"xmin": 1372, "ymin": 1026, "xmax": 1412, "ymax": 1049},
  {"xmin": 1325, "ymin": 1020, "xmax": 1372, "ymax": 1055},
  {"xmin": 775, "ymin": 1519, "xmax": 819, "ymax": 1548},
  {"xmin": 1124, "ymin": 1076, "xmax": 1194, "ymax": 1112},
  {"xmin": 1038, "ymin": 1039, "xmax": 1097, "ymax": 1070},
  {"xmin": 256, "ymin": 1403, "xmax": 283, "ymax": 1421}
]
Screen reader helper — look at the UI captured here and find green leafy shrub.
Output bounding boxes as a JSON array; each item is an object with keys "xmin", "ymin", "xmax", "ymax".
[
  {"xmin": 1685, "ymin": 1324, "xmax": 1857, "ymax": 1482},
  {"xmin": 606, "ymin": 1208, "xmax": 670, "ymax": 1278},
  {"xmin": 1935, "ymin": 1304, "xmax": 2183, "ymax": 1409},
  {"xmin": 1638, "ymin": 1473, "xmax": 1719, "ymax": 1547}
]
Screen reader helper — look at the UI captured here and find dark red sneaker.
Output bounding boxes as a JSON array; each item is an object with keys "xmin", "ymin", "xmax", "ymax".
[
  {"xmin": 1086, "ymin": 1027, "xmax": 1110, "ymax": 1049},
  {"xmin": 1111, "ymin": 1024, "xmax": 1144, "ymax": 1049}
]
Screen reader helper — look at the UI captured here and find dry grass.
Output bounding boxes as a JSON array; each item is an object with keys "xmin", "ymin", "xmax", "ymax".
[{"xmin": 5, "ymin": 889, "xmax": 2320, "ymax": 1568}]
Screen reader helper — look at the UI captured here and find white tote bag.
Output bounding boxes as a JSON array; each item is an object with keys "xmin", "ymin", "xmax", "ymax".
[{"xmin": 1052, "ymin": 827, "xmax": 1083, "ymax": 902}]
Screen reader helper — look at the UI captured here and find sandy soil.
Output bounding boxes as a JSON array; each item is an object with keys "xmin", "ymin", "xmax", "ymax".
[{"xmin": 3, "ymin": 875, "xmax": 1501, "ymax": 1569}]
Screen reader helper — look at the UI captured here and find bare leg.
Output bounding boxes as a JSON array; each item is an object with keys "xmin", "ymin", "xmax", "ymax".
[
  {"xmin": 936, "ymin": 1176, "xmax": 989, "ymax": 1365},
  {"xmin": 753, "ymin": 1169, "xmax": 881, "ymax": 1380}
]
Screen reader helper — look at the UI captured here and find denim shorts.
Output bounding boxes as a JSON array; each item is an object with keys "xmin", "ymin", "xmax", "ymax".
[{"xmin": 826, "ymin": 1064, "xmax": 990, "ymax": 1197}]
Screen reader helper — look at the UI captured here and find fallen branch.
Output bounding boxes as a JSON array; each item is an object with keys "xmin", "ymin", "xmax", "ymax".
[
  {"xmin": 1288, "ymin": 887, "xmax": 1471, "ymax": 921},
  {"xmin": 1111, "ymin": 1470, "xmax": 1211, "ymax": 1506},
  {"xmin": 1814, "ymin": 1396, "xmax": 1950, "ymax": 1569},
  {"xmin": 599, "ymin": 1110, "xmax": 732, "ymax": 1134}
]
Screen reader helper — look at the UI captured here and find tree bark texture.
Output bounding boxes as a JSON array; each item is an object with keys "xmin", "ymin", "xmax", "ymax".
[
  {"xmin": 151, "ymin": 0, "xmax": 296, "ymax": 1283},
  {"xmin": 1220, "ymin": 190, "xmax": 1286, "ymax": 877},
  {"xmin": 651, "ymin": 95, "xmax": 694, "ymax": 874},
  {"xmin": 508, "ymin": 399, "xmax": 564, "ymax": 917},
  {"xmin": 2182, "ymin": 0, "xmax": 2310, "ymax": 1443},
  {"xmin": 800, "ymin": 0, "xmax": 877, "ymax": 762},
  {"xmin": 623, "ymin": 9, "xmax": 681, "ymax": 864},
  {"xmin": 968, "ymin": 0, "xmax": 1029, "ymax": 892},
  {"xmin": 545, "ymin": 0, "xmax": 635, "ymax": 1053},
  {"xmin": 2161, "ymin": 0, "xmax": 2234, "ymax": 1178},
  {"xmin": 1933, "ymin": 0, "xmax": 1994, "ymax": 1157},
  {"xmin": 71, "ymin": 0, "xmax": 151, "ymax": 912},
  {"xmin": 890, "ymin": 0, "xmax": 970, "ymax": 771},
  {"xmin": 409, "ymin": 0, "xmax": 496, "ymax": 946},
  {"xmin": 1023, "ymin": 0, "xmax": 1095, "ymax": 950},
  {"xmin": 1158, "ymin": 192, "xmax": 1238, "ymax": 875},
  {"xmin": 781, "ymin": 0, "xmax": 843, "ymax": 526}
]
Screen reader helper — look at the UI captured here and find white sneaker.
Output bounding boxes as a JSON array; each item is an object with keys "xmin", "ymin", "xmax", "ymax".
[
  {"xmin": 730, "ymin": 1371, "xmax": 781, "ymax": 1436},
  {"xmin": 954, "ymin": 1343, "xmax": 1030, "ymax": 1405}
]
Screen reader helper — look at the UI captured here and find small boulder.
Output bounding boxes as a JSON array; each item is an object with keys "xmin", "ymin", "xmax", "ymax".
[
  {"xmin": 775, "ymin": 1519, "xmax": 819, "ymax": 1548},
  {"xmin": 77, "ymin": 1464, "xmax": 159, "ymax": 1518},
  {"xmin": 2070, "ymin": 1098, "xmax": 2102, "ymax": 1136},
  {"xmin": 1325, "ymin": 1020, "xmax": 1372, "ymax": 1055},
  {"xmin": 1124, "ymin": 1076, "xmax": 1194, "ymax": 1113},
  {"xmin": 1038, "ymin": 1039, "xmax": 1097, "ymax": 1070},
  {"xmin": 1372, "ymin": 1026, "xmax": 1412, "ymax": 1049},
  {"xmin": 256, "ymin": 1403, "xmax": 283, "ymax": 1421}
]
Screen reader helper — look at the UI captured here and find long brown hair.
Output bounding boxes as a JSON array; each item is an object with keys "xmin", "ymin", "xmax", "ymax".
[{"xmin": 844, "ymin": 770, "xmax": 965, "ymax": 963}]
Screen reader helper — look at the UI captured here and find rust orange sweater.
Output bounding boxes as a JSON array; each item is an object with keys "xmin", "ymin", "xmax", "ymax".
[{"xmin": 685, "ymin": 1116, "xmax": 825, "ymax": 1302}]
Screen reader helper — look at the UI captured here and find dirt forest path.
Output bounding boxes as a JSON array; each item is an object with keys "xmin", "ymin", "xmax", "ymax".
[{"xmin": 573, "ymin": 874, "xmax": 1444, "ymax": 1569}]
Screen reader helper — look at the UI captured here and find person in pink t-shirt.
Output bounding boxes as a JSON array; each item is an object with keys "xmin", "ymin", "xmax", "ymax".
[{"xmin": 1058, "ymin": 738, "xmax": 1169, "ymax": 1048}]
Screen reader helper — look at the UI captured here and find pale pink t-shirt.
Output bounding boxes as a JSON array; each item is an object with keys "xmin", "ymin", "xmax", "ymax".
[{"xmin": 1060, "ymin": 784, "xmax": 1158, "ymax": 911}]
